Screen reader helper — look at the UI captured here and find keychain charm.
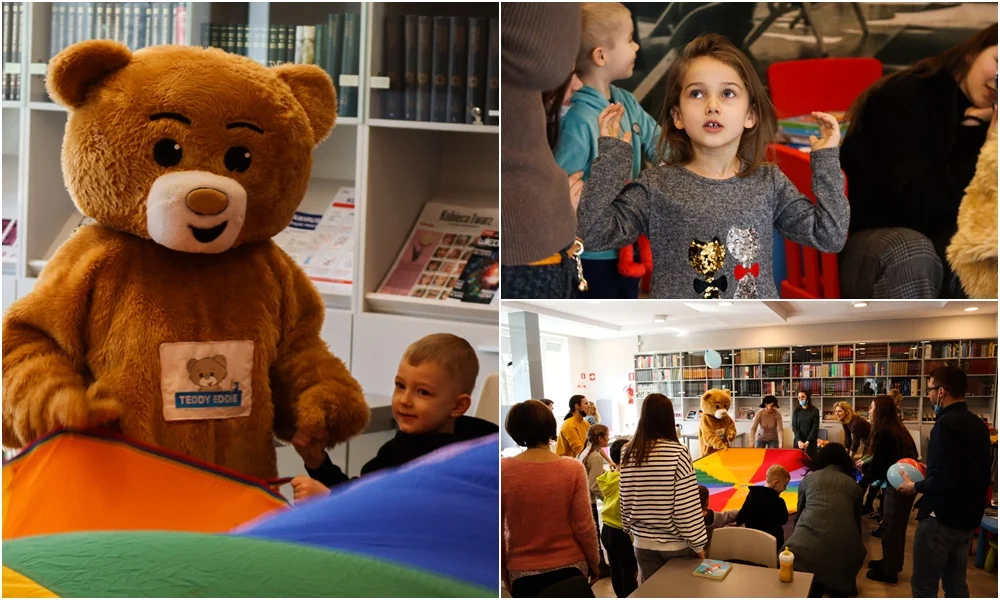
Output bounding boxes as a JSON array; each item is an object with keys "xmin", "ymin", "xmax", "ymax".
[{"xmin": 572, "ymin": 238, "xmax": 589, "ymax": 292}]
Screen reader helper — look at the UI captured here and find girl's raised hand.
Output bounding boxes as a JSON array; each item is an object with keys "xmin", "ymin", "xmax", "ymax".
[
  {"xmin": 599, "ymin": 102, "xmax": 632, "ymax": 144},
  {"xmin": 809, "ymin": 111, "xmax": 841, "ymax": 151}
]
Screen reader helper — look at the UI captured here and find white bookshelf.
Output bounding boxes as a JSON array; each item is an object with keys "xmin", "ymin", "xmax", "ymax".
[
  {"xmin": 1, "ymin": 2, "xmax": 500, "ymax": 481},
  {"xmin": 635, "ymin": 339, "xmax": 998, "ymax": 460}
]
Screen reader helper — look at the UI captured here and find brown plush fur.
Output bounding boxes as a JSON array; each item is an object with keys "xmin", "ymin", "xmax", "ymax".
[
  {"xmin": 1, "ymin": 41, "xmax": 369, "ymax": 480},
  {"xmin": 947, "ymin": 119, "xmax": 998, "ymax": 299},
  {"xmin": 698, "ymin": 388, "xmax": 736, "ymax": 457}
]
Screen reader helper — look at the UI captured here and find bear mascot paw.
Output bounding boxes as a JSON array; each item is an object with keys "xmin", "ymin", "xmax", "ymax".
[
  {"xmin": 0, "ymin": 41, "xmax": 370, "ymax": 481},
  {"xmin": 698, "ymin": 389, "xmax": 737, "ymax": 458}
]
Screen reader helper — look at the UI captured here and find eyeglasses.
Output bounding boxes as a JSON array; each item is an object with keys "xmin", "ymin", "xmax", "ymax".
[{"xmin": 927, "ymin": 386, "xmax": 944, "ymax": 393}]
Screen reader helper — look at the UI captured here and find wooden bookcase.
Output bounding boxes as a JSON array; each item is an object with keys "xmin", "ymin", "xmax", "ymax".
[
  {"xmin": 0, "ymin": 2, "xmax": 499, "ymax": 483},
  {"xmin": 635, "ymin": 339, "xmax": 997, "ymax": 459}
]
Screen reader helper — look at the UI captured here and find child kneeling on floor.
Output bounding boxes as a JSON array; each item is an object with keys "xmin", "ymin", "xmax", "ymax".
[{"xmin": 291, "ymin": 333, "xmax": 498, "ymax": 502}]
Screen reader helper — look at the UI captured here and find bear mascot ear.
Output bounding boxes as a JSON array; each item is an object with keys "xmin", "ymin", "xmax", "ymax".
[
  {"xmin": 273, "ymin": 63, "xmax": 337, "ymax": 146},
  {"xmin": 46, "ymin": 40, "xmax": 133, "ymax": 109}
]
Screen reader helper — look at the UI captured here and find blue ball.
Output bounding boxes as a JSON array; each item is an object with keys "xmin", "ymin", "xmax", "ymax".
[{"xmin": 886, "ymin": 461, "xmax": 925, "ymax": 489}]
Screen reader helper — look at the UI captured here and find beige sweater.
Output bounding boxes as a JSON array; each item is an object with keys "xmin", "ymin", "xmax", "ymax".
[
  {"xmin": 501, "ymin": 2, "xmax": 581, "ymax": 264},
  {"xmin": 751, "ymin": 409, "xmax": 784, "ymax": 443}
]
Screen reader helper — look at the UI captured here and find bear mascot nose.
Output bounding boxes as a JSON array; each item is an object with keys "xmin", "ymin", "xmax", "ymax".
[{"xmin": 186, "ymin": 188, "xmax": 229, "ymax": 216}]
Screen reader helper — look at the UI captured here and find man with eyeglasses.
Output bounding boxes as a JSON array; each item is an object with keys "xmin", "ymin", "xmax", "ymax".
[{"xmin": 897, "ymin": 365, "xmax": 991, "ymax": 597}]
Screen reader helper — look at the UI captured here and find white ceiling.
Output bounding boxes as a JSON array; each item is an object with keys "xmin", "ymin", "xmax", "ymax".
[{"xmin": 500, "ymin": 300, "xmax": 998, "ymax": 340}]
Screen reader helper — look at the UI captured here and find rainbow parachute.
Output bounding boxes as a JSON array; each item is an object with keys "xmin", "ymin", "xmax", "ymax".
[
  {"xmin": 2, "ymin": 430, "xmax": 497, "ymax": 597},
  {"xmin": 693, "ymin": 448, "xmax": 808, "ymax": 513}
]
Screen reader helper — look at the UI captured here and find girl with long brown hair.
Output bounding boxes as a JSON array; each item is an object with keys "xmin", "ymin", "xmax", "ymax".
[
  {"xmin": 619, "ymin": 394, "xmax": 706, "ymax": 583},
  {"xmin": 576, "ymin": 33, "xmax": 849, "ymax": 299},
  {"xmin": 578, "ymin": 424, "xmax": 611, "ymax": 578},
  {"xmin": 839, "ymin": 23, "xmax": 998, "ymax": 299},
  {"xmin": 859, "ymin": 395, "xmax": 919, "ymax": 584}
]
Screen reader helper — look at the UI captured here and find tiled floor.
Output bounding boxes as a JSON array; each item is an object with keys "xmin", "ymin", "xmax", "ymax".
[{"xmin": 591, "ymin": 513, "xmax": 999, "ymax": 598}]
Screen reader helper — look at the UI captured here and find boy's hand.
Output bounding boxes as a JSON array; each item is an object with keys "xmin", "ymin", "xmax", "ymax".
[
  {"xmin": 809, "ymin": 111, "xmax": 841, "ymax": 150},
  {"xmin": 291, "ymin": 475, "xmax": 331, "ymax": 503},
  {"xmin": 897, "ymin": 470, "xmax": 917, "ymax": 496},
  {"xmin": 599, "ymin": 103, "xmax": 632, "ymax": 144},
  {"xmin": 568, "ymin": 171, "xmax": 584, "ymax": 212},
  {"xmin": 292, "ymin": 431, "xmax": 327, "ymax": 470}
]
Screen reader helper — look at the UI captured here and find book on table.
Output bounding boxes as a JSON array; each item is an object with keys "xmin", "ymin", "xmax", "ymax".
[{"xmin": 692, "ymin": 558, "xmax": 733, "ymax": 581}]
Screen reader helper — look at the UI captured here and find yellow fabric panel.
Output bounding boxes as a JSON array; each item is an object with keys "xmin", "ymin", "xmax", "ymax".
[{"xmin": 1, "ymin": 566, "xmax": 59, "ymax": 597}]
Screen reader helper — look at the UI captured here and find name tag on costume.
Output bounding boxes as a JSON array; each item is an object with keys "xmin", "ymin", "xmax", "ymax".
[{"xmin": 159, "ymin": 341, "xmax": 254, "ymax": 421}]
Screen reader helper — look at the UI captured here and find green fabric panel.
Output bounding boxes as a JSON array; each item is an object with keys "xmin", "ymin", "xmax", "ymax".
[
  {"xmin": 3, "ymin": 531, "xmax": 493, "ymax": 597},
  {"xmin": 694, "ymin": 469, "xmax": 733, "ymax": 486}
]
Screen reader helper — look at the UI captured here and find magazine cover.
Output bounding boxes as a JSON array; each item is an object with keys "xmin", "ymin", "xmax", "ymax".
[
  {"xmin": 272, "ymin": 186, "xmax": 355, "ymax": 289},
  {"xmin": 450, "ymin": 230, "xmax": 499, "ymax": 304},
  {"xmin": 379, "ymin": 202, "xmax": 498, "ymax": 300}
]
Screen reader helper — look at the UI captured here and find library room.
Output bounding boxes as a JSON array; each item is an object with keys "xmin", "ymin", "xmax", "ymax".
[
  {"xmin": 500, "ymin": 300, "xmax": 998, "ymax": 598},
  {"xmin": 1, "ymin": 2, "xmax": 499, "ymax": 597}
]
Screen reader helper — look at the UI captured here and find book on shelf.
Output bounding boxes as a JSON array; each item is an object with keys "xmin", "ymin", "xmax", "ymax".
[
  {"xmin": 692, "ymin": 558, "xmax": 732, "ymax": 581},
  {"xmin": 271, "ymin": 184, "xmax": 355, "ymax": 291},
  {"xmin": 1, "ymin": 217, "xmax": 18, "ymax": 262},
  {"xmin": 383, "ymin": 13, "xmax": 494, "ymax": 124},
  {"xmin": 377, "ymin": 201, "xmax": 498, "ymax": 303},
  {"xmin": 3, "ymin": 2, "xmax": 22, "ymax": 102},
  {"xmin": 49, "ymin": 3, "xmax": 187, "ymax": 59},
  {"xmin": 448, "ymin": 230, "xmax": 498, "ymax": 304}
]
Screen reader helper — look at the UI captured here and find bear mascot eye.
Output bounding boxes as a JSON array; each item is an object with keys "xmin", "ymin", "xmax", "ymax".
[
  {"xmin": 153, "ymin": 138, "xmax": 183, "ymax": 167},
  {"xmin": 225, "ymin": 146, "xmax": 252, "ymax": 173}
]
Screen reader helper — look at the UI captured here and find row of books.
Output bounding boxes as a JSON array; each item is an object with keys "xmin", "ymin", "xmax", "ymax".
[
  {"xmin": 889, "ymin": 361, "xmax": 922, "ymax": 376},
  {"xmin": 889, "ymin": 379, "xmax": 921, "ymax": 397},
  {"xmin": 201, "ymin": 14, "xmax": 362, "ymax": 117},
  {"xmin": 2, "ymin": 3, "xmax": 23, "ymax": 101},
  {"xmin": 48, "ymin": 2, "xmax": 187, "ymax": 56},
  {"xmin": 382, "ymin": 15, "xmax": 498, "ymax": 125},
  {"xmin": 762, "ymin": 348, "xmax": 791, "ymax": 363},
  {"xmin": 635, "ymin": 355, "xmax": 682, "ymax": 369},
  {"xmin": 681, "ymin": 367, "xmax": 729, "ymax": 379},
  {"xmin": 856, "ymin": 345, "xmax": 890, "ymax": 360},
  {"xmin": 855, "ymin": 362, "xmax": 886, "ymax": 376},
  {"xmin": 733, "ymin": 349, "xmax": 761, "ymax": 365},
  {"xmin": 634, "ymin": 369, "xmax": 677, "ymax": 383},
  {"xmin": 762, "ymin": 364, "xmax": 790, "ymax": 378}
]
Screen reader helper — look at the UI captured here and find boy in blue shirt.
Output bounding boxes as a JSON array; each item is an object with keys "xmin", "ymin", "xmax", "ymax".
[{"xmin": 555, "ymin": 2, "xmax": 662, "ymax": 299}]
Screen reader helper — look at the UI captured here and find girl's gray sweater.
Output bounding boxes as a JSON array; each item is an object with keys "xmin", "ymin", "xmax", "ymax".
[{"xmin": 577, "ymin": 137, "xmax": 850, "ymax": 299}]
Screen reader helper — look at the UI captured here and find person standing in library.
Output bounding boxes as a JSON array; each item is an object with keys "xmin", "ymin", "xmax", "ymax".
[
  {"xmin": 858, "ymin": 396, "xmax": 919, "ymax": 584},
  {"xmin": 792, "ymin": 390, "xmax": 820, "ymax": 459},
  {"xmin": 833, "ymin": 401, "xmax": 871, "ymax": 457},
  {"xmin": 838, "ymin": 23, "xmax": 998, "ymax": 299},
  {"xmin": 501, "ymin": 2, "xmax": 587, "ymax": 298},
  {"xmin": 557, "ymin": 395, "xmax": 592, "ymax": 458},
  {"xmin": 898, "ymin": 366, "xmax": 992, "ymax": 597},
  {"xmin": 750, "ymin": 395, "xmax": 784, "ymax": 448}
]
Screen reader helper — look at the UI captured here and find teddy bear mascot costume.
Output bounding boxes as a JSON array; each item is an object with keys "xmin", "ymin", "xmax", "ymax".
[
  {"xmin": 1, "ymin": 40, "xmax": 369, "ymax": 481},
  {"xmin": 698, "ymin": 388, "xmax": 737, "ymax": 457}
]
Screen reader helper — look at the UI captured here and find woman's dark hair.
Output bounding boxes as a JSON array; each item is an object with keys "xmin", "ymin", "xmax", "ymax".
[
  {"xmin": 760, "ymin": 395, "xmax": 778, "ymax": 409},
  {"xmin": 565, "ymin": 394, "xmax": 586, "ymax": 420},
  {"xmin": 806, "ymin": 442, "xmax": 857, "ymax": 478},
  {"xmin": 847, "ymin": 22, "xmax": 998, "ymax": 135},
  {"xmin": 867, "ymin": 396, "xmax": 918, "ymax": 459},
  {"xmin": 505, "ymin": 400, "xmax": 557, "ymax": 448},
  {"xmin": 795, "ymin": 389, "xmax": 812, "ymax": 410},
  {"xmin": 539, "ymin": 398, "xmax": 554, "ymax": 409},
  {"xmin": 609, "ymin": 437, "xmax": 629, "ymax": 464},
  {"xmin": 621, "ymin": 393, "xmax": 678, "ymax": 468},
  {"xmin": 542, "ymin": 72, "xmax": 576, "ymax": 149},
  {"xmin": 657, "ymin": 34, "xmax": 777, "ymax": 177}
]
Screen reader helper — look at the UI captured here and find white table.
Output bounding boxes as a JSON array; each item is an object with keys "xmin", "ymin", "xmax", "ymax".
[{"xmin": 629, "ymin": 557, "xmax": 813, "ymax": 598}]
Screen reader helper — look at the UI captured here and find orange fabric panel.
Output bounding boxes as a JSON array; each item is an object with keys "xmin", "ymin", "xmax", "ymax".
[{"xmin": 3, "ymin": 432, "xmax": 287, "ymax": 540}]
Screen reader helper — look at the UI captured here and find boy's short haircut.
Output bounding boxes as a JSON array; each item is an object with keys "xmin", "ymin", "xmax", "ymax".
[
  {"xmin": 577, "ymin": 2, "xmax": 632, "ymax": 72},
  {"xmin": 402, "ymin": 333, "xmax": 479, "ymax": 394},
  {"xmin": 609, "ymin": 437, "xmax": 628, "ymax": 464},
  {"xmin": 698, "ymin": 484, "xmax": 710, "ymax": 510},
  {"xmin": 505, "ymin": 400, "xmax": 558, "ymax": 448},
  {"xmin": 766, "ymin": 464, "xmax": 791, "ymax": 485}
]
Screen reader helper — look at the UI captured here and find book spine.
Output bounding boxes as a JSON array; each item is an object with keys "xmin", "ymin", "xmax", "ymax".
[
  {"xmin": 446, "ymin": 16, "xmax": 467, "ymax": 124},
  {"xmin": 430, "ymin": 16, "xmax": 450, "ymax": 123},
  {"xmin": 415, "ymin": 15, "xmax": 432, "ymax": 121},
  {"xmin": 465, "ymin": 17, "xmax": 486, "ymax": 124},
  {"xmin": 485, "ymin": 17, "xmax": 499, "ymax": 125},
  {"xmin": 403, "ymin": 14, "xmax": 418, "ymax": 121},
  {"xmin": 327, "ymin": 13, "xmax": 344, "ymax": 98},
  {"xmin": 338, "ymin": 12, "xmax": 360, "ymax": 117},
  {"xmin": 383, "ymin": 14, "xmax": 403, "ymax": 120}
]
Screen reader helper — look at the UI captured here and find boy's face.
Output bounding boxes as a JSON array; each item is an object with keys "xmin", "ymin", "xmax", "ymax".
[
  {"xmin": 769, "ymin": 478, "xmax": 789, "ymax": 494},
  {"xmin": 671, "ymin": 56, "xmax": 755, "ymax": 151},
  {"xmin": 392, "ymin": 360, "xmax": 471, "ymax": 435},
  {"xmin": 597, "ymin": 19, "xmax": 639, "ymax": 81}
]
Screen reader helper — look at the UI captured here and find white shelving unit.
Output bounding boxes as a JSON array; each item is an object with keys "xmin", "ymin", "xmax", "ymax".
[
  {"xmin": 1, "ymin": 2, "xmax": 500, "ymax": 479},
  {"xmin": 635, "ymin": 339, "xmax": 998, "ymax": 459}
]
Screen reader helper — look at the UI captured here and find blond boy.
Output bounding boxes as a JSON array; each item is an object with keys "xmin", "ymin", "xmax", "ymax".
[{"xmin": 736, "ymin": 464, "xmax": 791, "ymax": 549}]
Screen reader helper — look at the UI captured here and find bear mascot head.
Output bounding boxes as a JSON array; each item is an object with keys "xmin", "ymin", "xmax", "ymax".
[
  {"xmin": 698, "ymin": 388, "xmax": 736, "ymax": 457},
  {"xmin": 1, "ymin": 41, "xmax": 368, "ymax": 481}
]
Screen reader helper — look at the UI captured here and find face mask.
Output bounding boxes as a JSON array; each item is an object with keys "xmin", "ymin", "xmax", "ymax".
[
  {"xmin": 934, "ymin": 404, "xmax": 943, "ymax": 417},
  {"xmin": 799, "ymin": 400, "xmax": 807, "ymax": 407}
]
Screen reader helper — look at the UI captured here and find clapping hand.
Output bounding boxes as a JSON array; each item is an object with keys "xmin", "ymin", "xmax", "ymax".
[
  {"xmin": 598, "ymin": 103, "xmax": 632, "ymax": 144},
  {"xmin": 809, "ymin": 111, "xmax": 841, "ymax": 151}
]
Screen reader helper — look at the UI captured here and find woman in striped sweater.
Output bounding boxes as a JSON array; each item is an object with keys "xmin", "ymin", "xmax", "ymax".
[{"xmin": 620, "ymin": 394, "xmax": 708, "ymax": 584}]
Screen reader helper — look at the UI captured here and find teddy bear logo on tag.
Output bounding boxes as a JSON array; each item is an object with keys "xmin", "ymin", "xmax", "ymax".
[{"xmin": 177, "ymin": 354, "xmax": 243, "ymax": 408}]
